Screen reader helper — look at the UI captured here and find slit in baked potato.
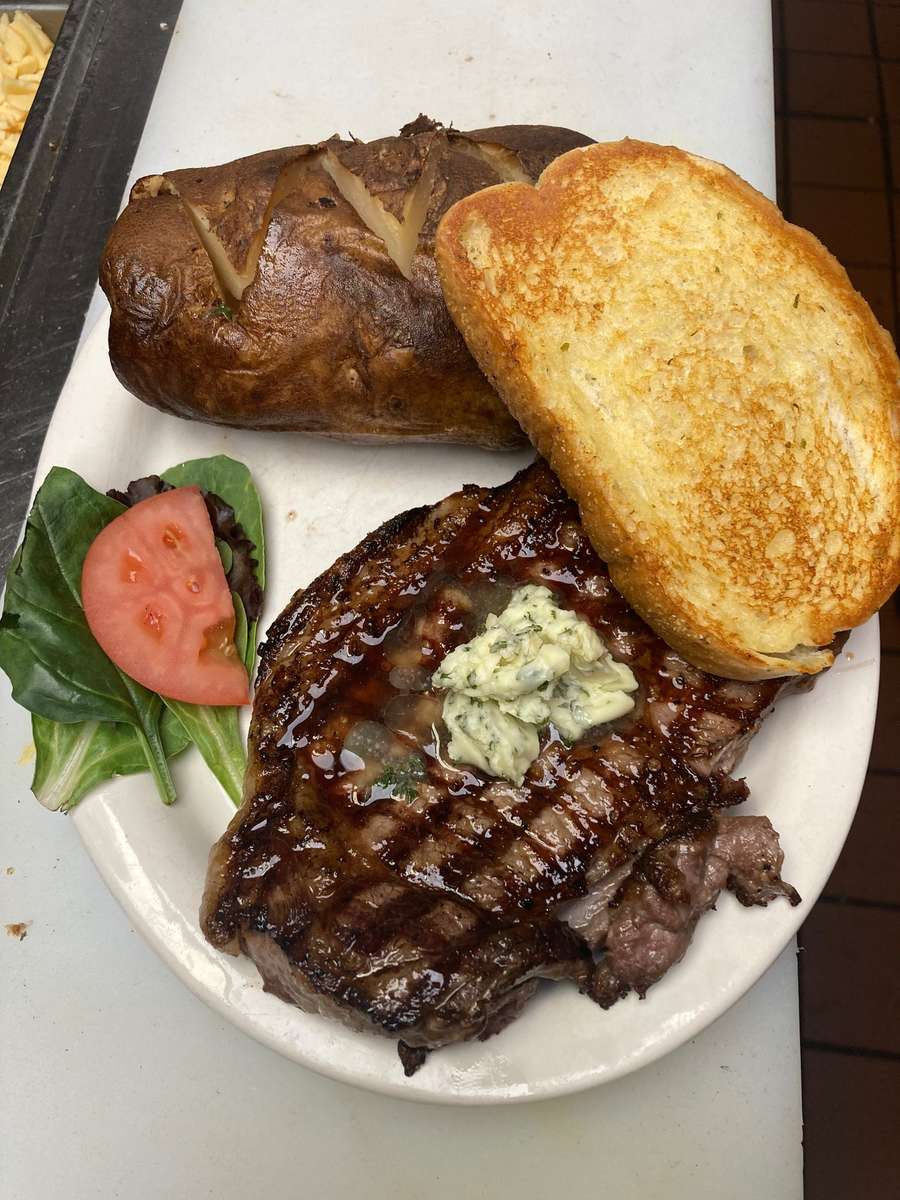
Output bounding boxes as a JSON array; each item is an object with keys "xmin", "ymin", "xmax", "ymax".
[
  {"xmin": 323, "ymin": 145, "xmax": 438, "ymax": 280},
  {"xmin": 457, "ymin": 138, "xmax": 531, "ymax": 183}
]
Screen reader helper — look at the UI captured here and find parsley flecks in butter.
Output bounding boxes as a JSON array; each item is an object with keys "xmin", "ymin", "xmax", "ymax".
[
  {"xmin": 441, "ymin": 693, "xmax": 540, "ymax": 788},
  {"xmin": 374, "ymin": 754, "xmax": 427, "ymax": 800},
  {"xmin": 432, "ymin": 584, "xmax": 638, "ymax": 784}
]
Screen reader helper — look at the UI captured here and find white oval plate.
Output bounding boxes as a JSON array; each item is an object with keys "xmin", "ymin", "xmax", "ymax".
[{"xmin": 31, "ymin": 317, "xmax": 877, "ymax": 1104}]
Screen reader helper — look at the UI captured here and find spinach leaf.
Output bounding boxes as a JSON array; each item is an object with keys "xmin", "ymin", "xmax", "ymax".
[
  {"xmin": 4, "ymin": 457, "xmax": 265, "ymax": 812},
  {"xmin": 32, "ymin": 708, "xmax": 190, "ymax": 813},
  {"xmin": 161, "ymin": 700, "xmax": 245, "ymax": 805},
  {"xmin": 0, "ymin": 468, "xmax": 177, "ymax": 804},
  {"xmin": 157, "ymin": 590, "xmax": 253, "ymax": 809}
]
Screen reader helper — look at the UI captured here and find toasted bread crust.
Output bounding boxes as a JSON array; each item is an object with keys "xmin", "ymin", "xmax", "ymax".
[{"xmin": 436, "ymin": 139, "xmax": 900, "ymax": 678}]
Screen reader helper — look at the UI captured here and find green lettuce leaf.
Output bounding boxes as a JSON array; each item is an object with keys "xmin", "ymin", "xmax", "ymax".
[
  {"xmin": 160, "ymin": 700, "xmax": 245, "ymax": 805},
  {"xmin": 32, "ymin": 708, "xmax": 191, "ymax": 813},
  {"xmin": 0, "ymin": 469, "xmax": 177, "ymax": 803},
  {"xmin": 2, "ymin": 457, "xmax": 265, "ymax": 812}
]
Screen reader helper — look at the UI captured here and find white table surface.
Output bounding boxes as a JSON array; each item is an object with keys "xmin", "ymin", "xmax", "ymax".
[{"xmin": 3, "ymin": 2, "xmax": 803, "ymax": 1197}]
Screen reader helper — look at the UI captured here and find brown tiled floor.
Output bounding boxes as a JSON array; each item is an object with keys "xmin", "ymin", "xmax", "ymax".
[
  {"xmin": 774, "ymin": 3, "xmax": 900, "ymax": 1194},
  {"xmin": 824, "ymin": 771, "xmax": 900, "ymax": 902},
  {"xmin": 784, "ymin": 0, "xmax": 873, "ymax": 53},
  {"xmin": 844, "ymin": 263, "xmax": 895, "ymax": 325},
  {"xmin": 792, "ymin": 184, "xmax": 891, "ymax": 260},
  {"xmin": 803, "ymin": 1051, "xmax": 900, "ymax": 1197},
  {"xmin": 787, "ymin": 116, "xmax": 884, "ymax": 186},
  {"xmin": 801, "ymin": 905, "xmax": 900, "ymax": 1053},
  {"xmin": 868, "ymin": 653, "xmax": 900, "ymax": 772},
  {"xmin": 788, "ymin": 52, "xmax": 880, "ymax": 114}
]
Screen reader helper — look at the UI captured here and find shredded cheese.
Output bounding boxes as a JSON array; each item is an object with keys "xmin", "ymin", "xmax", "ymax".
[{"xmin": 0, "ymin": 12, "xmax": 54, "ymax": 187}]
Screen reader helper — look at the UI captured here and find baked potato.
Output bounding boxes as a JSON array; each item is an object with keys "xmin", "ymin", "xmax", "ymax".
[{"xmin": 99, "ymin": 117, "xmax": 593, "ymax": 448}]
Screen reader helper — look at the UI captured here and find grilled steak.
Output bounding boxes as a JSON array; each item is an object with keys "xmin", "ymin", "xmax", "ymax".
[
  {"xmin": 201, "ymin": 462, "xmax": 801, "ymax": 1073},
  {"xmin": 565, "ymin": 813, "xmax": 800, "ymax": 1008}
]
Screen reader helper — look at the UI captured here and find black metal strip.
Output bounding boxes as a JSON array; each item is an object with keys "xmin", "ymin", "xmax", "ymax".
[
  {"xmin": 0, "ymin": 0, "xmax": 104, "ymax": 297},
  {"xmin": 0, "ymin": 0, "xmax": 182, "ymax": 579}
]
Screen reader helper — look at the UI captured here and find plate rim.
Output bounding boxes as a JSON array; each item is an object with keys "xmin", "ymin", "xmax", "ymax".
[{"xmin": 32, "ymin": 315, "xmax": 878, "ymax": 1103}]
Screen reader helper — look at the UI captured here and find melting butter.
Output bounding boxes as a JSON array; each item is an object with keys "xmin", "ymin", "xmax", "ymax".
[{"xmin": 432, "ymin": 584, "xmax": 638, "ymax": 784}]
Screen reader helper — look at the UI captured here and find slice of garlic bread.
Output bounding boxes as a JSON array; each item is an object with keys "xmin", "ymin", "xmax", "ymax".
[{"xmin": 435, "ymin": 139, "xmax": 900, "ymax": 679}]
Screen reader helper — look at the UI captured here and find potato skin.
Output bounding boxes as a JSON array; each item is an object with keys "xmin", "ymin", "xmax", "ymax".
[{"xmin": 100, "ymin": 121, "xmax": 592, "ymax": 446}]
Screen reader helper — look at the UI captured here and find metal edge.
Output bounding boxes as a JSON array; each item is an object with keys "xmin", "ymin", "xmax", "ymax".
[{"xmin": 0, "ymin": 0, "xmax": 181, "ymax": 578}]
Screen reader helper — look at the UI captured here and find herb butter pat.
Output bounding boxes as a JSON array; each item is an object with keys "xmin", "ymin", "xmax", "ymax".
[{"xmin": 432, "ymin": 585, "xmax": 638, "ymax": 784}]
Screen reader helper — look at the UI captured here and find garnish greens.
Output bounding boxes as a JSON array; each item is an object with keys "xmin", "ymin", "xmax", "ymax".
[
  {"xmin": 31, "ymin": 710, "xmax": 190, "ymax": 814},
  {"xmin": 374, "ymin": 754, "xmax": 427, "ymax": 800},
  {"xmin": 156, "ymin": 457, "xmax": 265, "ymax": 805},
  {"xmin": 0, "ymin": 456, "xmax": 265, "ymax": 811}
]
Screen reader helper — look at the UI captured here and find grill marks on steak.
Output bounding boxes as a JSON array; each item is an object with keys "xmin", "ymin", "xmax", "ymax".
[{"xmin": 201, "ymin": 462, "xmax": 799, "ymax": 1070}]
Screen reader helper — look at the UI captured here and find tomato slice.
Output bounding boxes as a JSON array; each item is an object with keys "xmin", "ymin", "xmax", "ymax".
[{"xmin": 81, "ymin": 487, "xmax": 250, "ymax": 706}]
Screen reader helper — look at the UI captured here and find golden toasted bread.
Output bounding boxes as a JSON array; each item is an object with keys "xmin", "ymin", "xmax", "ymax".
[{"xmin": 435, "ymin": 139, "xmax": 900, "ymax": 679}]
